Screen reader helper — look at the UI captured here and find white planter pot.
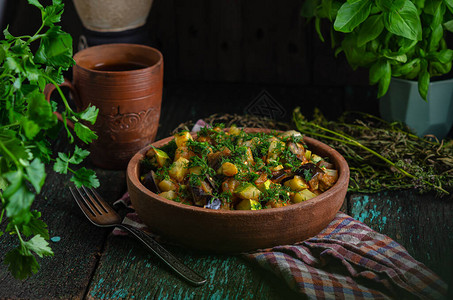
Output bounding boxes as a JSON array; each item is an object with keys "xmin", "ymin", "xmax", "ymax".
[
  {"xmin": 379, "ymin": 77, "xmax": 453, "ymax": 139},
  {"xmin": 72, "ymin": 0, "xmax": 154, "ymax": 32}
]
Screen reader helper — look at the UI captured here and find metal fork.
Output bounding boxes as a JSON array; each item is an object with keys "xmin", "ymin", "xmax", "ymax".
[{"xmin": 69, "ymin": 186, "xmax": 206, "ymax": 286}]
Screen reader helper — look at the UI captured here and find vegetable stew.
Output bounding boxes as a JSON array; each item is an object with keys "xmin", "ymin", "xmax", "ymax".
[{"xmin": 140, "ymin": 126, "xmax": 338, "ymax": 210}]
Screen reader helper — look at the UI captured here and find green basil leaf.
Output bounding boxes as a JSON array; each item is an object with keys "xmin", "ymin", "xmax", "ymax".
[
  {"xmin": 315, "ymin": 17, "xmax": 325, "ymax": 42},
  {"xmin": 418, "ymin": 60, "xmax": 429, "ymax": 100},
  {"xmin": 321, "ymin": 0, "xmax": 340, "ymax": 21},
  {"xmin": 446, "ymin": 0, "xmax": 453, "ymax": 13},
  {"xmin": 383, "ymin": 51, "xmax": 407, "ymax": 62},
  {"xmin": 377, "ymin": 61, "xmax": 391, "ymax": 97},
  {"xmin": 357, "ymin": 14, "xmax": 385, "ymax": 47},
  {"xmin": 301, "ymin": 0, "xmax": 319, "ymax": 18},
  {"xmin": 430, "ymin": 61, "xmax": 452, "ymax": 74},
  {"xmin": 334, "ymin": 0, "xmax": 372, "ymax": 32},
  {"xmin": 341, "ymin": 33, "xmax": 377, "ymax": 68},
  {"xmin": 70, "ymin": 167, "xmax": 100, "ymax": 188},
  {"xmin": 444, "ymin": 20, "xmax": 453, "ymax": 32},
  {"xmin": 428, "ymin": 49, "xmax": 453, "ymax": 63},
  {"xmin": 393, "ymin": 58, "xmax": 420, "ymax": 76},
  {"xmin": 369, "ymin": 59, "xmax": 389, "ymax": 84},
  {"xmin": 424, "ymin": 0, "xmax": 443, "ymax": 16},
  {"xmin": 376, "ymin": 0, "xmax": 405, "ymax": 12},
  {"xmin": 384, "ymin": 0, "xmax": 422, "ymax": 40}
]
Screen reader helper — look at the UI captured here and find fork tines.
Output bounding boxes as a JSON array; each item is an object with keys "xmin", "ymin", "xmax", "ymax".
[{"xmin": 70, "ymin": 186, "xmax": 108, "ymax": 217}]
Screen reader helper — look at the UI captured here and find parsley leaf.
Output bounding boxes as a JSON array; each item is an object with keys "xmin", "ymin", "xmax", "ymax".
[
  {"xmin": 71, "ymin": 167, "xmax": 100, "ymax": 188},
  {"xmin": 74, "ymin": 123, "xmax": 98, "ymax": 144},
  {"xmin": 4, "ymin": 248, "xmax": 40, "ymax": 280}
]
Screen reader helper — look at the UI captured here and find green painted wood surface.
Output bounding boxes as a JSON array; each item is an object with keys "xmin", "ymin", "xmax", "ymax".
[
  {"xmin": 0, "ymin": 166, "xmax": 126, "ymax": 299},
  {"xmin": 348, "ymin": 191, "xmax": 453, "ymax": 286},
  {"xmin": 86, "ymin": 237, "xmax": 300, "ymax": 300}
]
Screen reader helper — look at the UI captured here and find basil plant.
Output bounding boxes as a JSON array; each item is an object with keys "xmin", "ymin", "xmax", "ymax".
[{"xmin": 302, "ymin": 0, "xmax": 453, "ymax": 100}]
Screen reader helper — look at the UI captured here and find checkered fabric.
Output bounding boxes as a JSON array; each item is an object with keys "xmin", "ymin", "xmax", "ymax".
[
  {"xmin": 113, "ymin": 193, "xmax": 447, "ymax": 299},
  {"xmin": 244, "ymin": 212, "xmax": 447, "ymax": 299}
]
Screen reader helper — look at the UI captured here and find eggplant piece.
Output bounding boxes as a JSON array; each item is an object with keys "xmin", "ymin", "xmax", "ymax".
[
  {"xmin": 294, "ymin": 163, "xmax": 324, "ymax": 191},
  {"xmin": 287, "ymin": 141, "xmax": 307, "ymax": 163},
  {"xmin": 294, "ymin": 163, "xmax": 324, "ymax": 179},
  {"xmin": 204, "ymin": 197, "xmax": 221, "ymax": 210},
  {"xmin": 205, "ymin": 174, "xmax": 218, "ymax": 191},
  {"xmin": 207, "ymin": 147, "xmax": 232, "ymax": 169},
  {"xmin": 271, "ymin": 169, "xmax": 292, "ymax": 184},
  {"xmin": 142, "ymin": 170, "xmax": 161, "ymax": 194}
]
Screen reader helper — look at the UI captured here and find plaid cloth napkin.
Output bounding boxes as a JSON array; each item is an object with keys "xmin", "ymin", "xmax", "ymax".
[{"xmin": 112, "ymin": 193, "xmax": 447, "ymax": 299}]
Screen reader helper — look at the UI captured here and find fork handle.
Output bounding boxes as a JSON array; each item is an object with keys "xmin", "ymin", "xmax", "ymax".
[{"xmin": 118, "ymin": 224, "xmax": 207, "ymax": 286}]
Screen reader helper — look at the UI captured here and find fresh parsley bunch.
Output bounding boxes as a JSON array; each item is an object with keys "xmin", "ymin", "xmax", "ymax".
[{"xmin": 0, "ymin": 0, "xmax": 99, "ymax": 280}]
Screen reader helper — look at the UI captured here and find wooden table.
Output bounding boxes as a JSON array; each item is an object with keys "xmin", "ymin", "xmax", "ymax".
[{"xmin": 1, "ymin": 84, "xmax": 452, "ymax": 299}]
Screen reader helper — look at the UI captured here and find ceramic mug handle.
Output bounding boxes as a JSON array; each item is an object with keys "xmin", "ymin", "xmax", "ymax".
[{"xmin": 44, "ymin": 79, "xmax": 81, "ymax": 129}]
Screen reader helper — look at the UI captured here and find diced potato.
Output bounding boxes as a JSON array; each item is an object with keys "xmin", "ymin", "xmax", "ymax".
[
  {"xmin": 324, "ymin": 169, "xmax": 338, "ymax": 180},
  {"xmin": 145, "ymin": 146, "xmax": 169, "ymax": 167},
  {"xmin": 174, "ymin": 131, "xmax": 193, "ymax": 147},
  {"xmin": 269, "ymin": 164, "xmax": 283, "ymax": 172},
  {"xmin": 263, "ymin": 179, "xmax": 272, "ymax": 190},
  {"xmin": 158, "ymin": 179, "xmax": 178, "ymax": 192},
  {"xmin": 189, "ymin": 166, "xmax": 203, "ymax": 175},
  {"xmin": 174, "ymin": 146, "xmax": 194, "ymax": 161},
  {"xmin": 279, "ymin": 130, "xmax": 302, "ymax": 140},
  {"xmin": 310, "ymin": 154, "xmax": 322, "ymax": 164},
  {"xmin": 234, "ymin": 183, "xmax": 261, "ymax": 200},
  {"xmin": 305, "ymin": 150, "xmax": 312, "ymax": 160},
  {"xmin": 168, "ymin": 157, "xmax": 189, "ymax": 182},
  {"xmin": 236, "ymin": 199, "xmax": 262, "ymax": 210},
  {"xmin": 254, "ymin": 173, "xmax": 268, "ymax": 191},
  {"xmin": 229, "ymin": 125, "xmax": 241, "ymax": 136},
  {"xmin": 291, "ymin": 189, "xmax": 317, "ymax": 203},
  {"xmin": 242, "ymin": 147, "xmax": 254, "ymax": 165},
  {"xmin": 318, "ymin": 170, "xmax": 338, "ymax": 192},
  {"xmin": 159, "ymin": 190, "xmax": 177, "ymax": 200},
  {"xmin": 267, "ymin": 139, "xmax": 285, "ymax": 162},
  {"xmin": 221, "ymin": 162, "xmax": 238, "ymax": 176},
  {"xmin": 266, "ymin": 199, "xmax": 289, "ymax": 208},
  {"xmin": 284, "ymin": 175, "xmax": 309, "ymax": 191},
  {"xmin": 221, "ymin": 178, "xmax": 240, "ymax": 194}
]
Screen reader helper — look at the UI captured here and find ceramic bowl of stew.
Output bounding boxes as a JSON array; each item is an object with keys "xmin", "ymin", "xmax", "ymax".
[{"xmin": 126, "ymin": 128, "xmax": 349, "ymax": 253}]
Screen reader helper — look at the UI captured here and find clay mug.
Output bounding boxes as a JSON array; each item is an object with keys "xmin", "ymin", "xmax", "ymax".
[{"xmin": 45, "ymin": 43, "xmax": 163, "ymax": 169}]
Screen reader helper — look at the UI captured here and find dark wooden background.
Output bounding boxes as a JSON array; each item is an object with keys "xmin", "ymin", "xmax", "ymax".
[{"xmin": 4, "ymin": 0, "xmax": 381, "ymax": 125}]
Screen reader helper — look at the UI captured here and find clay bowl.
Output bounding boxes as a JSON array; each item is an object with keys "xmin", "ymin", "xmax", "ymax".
[{"xmin": 126, "ymin": 128, "xmax": 349, "ymax": 253}]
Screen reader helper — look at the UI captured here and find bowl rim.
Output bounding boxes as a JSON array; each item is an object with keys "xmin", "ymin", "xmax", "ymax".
[{"xmin": 127, "ymin": 128, "xmax": 350, "ymax": 216}]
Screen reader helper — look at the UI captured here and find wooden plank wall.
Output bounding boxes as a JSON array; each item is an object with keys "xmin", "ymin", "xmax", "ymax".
[{"xmin": 7, "ymin": 0, "xmax": 371, "ymax": 88}]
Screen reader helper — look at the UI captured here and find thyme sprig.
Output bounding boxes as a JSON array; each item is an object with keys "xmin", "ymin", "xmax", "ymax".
[{"xmin": 293, "ymin": 107, "xmax": 452, "ymax": 196}]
